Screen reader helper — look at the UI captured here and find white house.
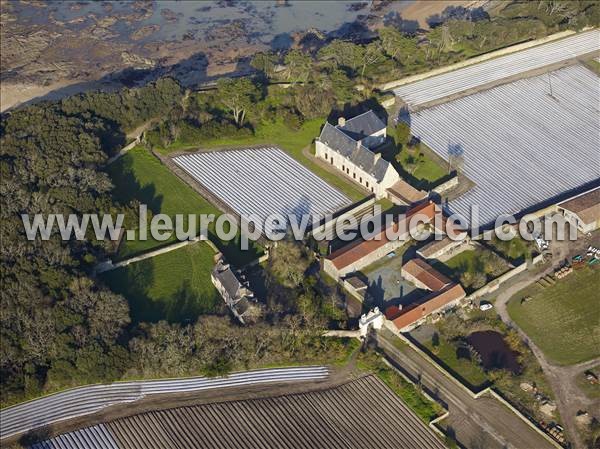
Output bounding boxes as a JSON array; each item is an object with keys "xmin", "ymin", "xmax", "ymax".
[{"xmin": 315, "ymin": 111, "xmax": 425, "ymax": 204}]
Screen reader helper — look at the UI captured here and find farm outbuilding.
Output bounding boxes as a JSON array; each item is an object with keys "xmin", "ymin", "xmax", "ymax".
[{"xmin": 557, "ymin": 187, "xmax": 600, "ymax": 233}]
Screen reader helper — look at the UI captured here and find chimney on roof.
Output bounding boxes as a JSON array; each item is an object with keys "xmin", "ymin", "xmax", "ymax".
[
  {"xmin": 338, "ymin": 116, "xmax": 346, "ymax": 127},
  {"xmin": 356, "ymin": 140, "xmax": 361, "ymax": 150},
  {"xmin": 374, "ymin": 152, "xmax": 381, "ymax": 162}
]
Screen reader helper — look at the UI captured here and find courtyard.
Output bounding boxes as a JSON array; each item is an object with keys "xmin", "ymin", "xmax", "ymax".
[{"xmin": 362, "ymin": 252, "xmax": 423, "ymax": 306}]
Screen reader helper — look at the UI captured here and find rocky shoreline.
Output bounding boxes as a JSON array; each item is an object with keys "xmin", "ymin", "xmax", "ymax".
[{"xmin": 0, "ymin": 0, "xmax": 469, "ymax": 111}]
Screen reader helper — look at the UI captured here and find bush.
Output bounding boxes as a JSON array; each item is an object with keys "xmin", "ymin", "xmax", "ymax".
[{"xmin": 281, "ymin": 108, "xmax": 303, "ymax": 130}]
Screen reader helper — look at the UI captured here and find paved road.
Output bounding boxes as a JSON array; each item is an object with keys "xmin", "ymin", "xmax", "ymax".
[{"xmin": 377, "ymin": 335, "xmax": 556, "ymax": 449}]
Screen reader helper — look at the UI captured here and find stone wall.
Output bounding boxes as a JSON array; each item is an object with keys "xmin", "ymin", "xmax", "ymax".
[
  {"xmin": 379, "ymin": 29, "xmax": 582, "ymax": 92},
  {"xmin": 467, "ymin": 253, "xmax": 545, "ymax": 300},
  {"xmin": 432, "ymin": 176, "xmax": 459, "ymax": 195}
]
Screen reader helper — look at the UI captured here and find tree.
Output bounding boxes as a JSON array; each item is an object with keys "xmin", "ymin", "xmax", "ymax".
[
  {"xmin": 447, "ymin": 142, "xmax": 465, "ymax": 174},
  {"xmin": 267, "ymin": 241, "xmax": 310, "ymax": 289},
  {"xmin": 283, "ymin": 49, "xmax": 312, "ymax": 83},
  {"xmin": 378, "ymin": 28, "xmax": 420, "ymax": 66},
  {"xmin": 216, "ymin": 78, "xmax": 260, "ymax": 127},
  {"xmin": 318, "ymin": 40, "xmax": 364, "ymax": 76},
  {"xmin": 251, "ymin": 52, "xmax": 278, "ymax": 79},
  {"xmin": 360, "ymin": 41, "xmax": 386, "ymax": 77},
  {"xmin": 395, "ymin": 121, "xmax": 411, "ymax": 146}
]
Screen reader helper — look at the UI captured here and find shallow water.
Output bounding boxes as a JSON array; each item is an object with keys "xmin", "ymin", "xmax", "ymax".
[
  {"xmin": 467, "ymin": 330, "xmax": 522, "ymax": 374},
  {"xmin": 13, "ymin": 1, "xmax": 411, "ymax": 45}
]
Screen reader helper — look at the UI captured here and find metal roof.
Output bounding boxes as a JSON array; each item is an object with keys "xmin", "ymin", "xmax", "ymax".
[
  {"xmin": 393, "ymin": 30, "xmax": 600, "ymax": 107},
  {"xmin": 174, "ymin": 147, "xmax": 351, "ymax": 236}
]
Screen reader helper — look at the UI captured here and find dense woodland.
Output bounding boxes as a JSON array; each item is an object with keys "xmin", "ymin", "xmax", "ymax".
[{"xmin": 1, "ymin": 1, "xmax": 598, "ymax": 406}]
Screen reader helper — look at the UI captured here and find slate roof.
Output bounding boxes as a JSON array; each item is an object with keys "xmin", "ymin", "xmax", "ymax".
[
  {"xmin": 339, "ymin": 110, "xmax": 387, "ymax": 141},
  {"xmin": 319, "ymin": 122, "xmax": 390, "ymax": 182},
  {"xmin": 213, "ymin": 264, "xmax": 242, "ymax": 299}
]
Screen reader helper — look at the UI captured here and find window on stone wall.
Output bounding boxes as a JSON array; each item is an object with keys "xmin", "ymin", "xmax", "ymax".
[
  {"xmin": 325, "ymin": 153, "xmax": 328, "ymax": 159},
  {"xmin": 366, "ymin": 181, "xmax": 369, "ymax": 188},
  {"xmin": 353, "ymin": 173, "xmax": 356, "ymax": 179},
  {"xmin": 342, "ymin": 164, "xmax": 345, "ymax": 171},
  {"xmin": 359, "ymin": 177, "xmax": 362, "ymax": 183}
]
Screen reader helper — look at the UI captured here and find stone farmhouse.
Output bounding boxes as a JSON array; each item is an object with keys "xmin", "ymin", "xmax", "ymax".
[
  {"xmin": 316, "ymin": 110, "xmax": 426, "ymax": 203},
  {"xmin": 211, "ymin": 256, "xmax": 261, "ymax": 324},
  {"xmin": 323, "ymin": 201, "xmax": 438, "ymax": 279}
]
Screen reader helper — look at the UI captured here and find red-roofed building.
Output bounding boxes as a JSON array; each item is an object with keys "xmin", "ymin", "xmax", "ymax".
[
  {"xmin": 323, "ymin": 201, "xmax": 438, "ymax": 279},
  {"xmin": 385, "ymin": 284, "xmax": 466, "ymax": 331},
  {"xmin": 401, "ymin": 258, "xmax": 451, "ymax": 291}
]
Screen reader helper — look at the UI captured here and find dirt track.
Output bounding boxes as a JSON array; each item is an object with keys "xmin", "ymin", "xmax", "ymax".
[{"xmin": 494, "ymin": 231, "xmax": 600, "ymax": 449}]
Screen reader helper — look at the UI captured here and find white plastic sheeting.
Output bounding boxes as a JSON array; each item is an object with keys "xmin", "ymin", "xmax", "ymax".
[
  {"xmin": 1, "ymin": 366, "xmax": 329, "ymax": 442},
  {"xmin": 30, "ymin": 424, "xmax": 119, "ymax": 449},
  {"xmin": 406, "ymin": 64, "xmax": 600, "ymax": 228},
  {"xmin": 393, "ymin": 30, "xmax": 600, "ymax": 107},
  {"xmin": 174, "ymin": 147, "xmax": 351, "ymax": 235}
]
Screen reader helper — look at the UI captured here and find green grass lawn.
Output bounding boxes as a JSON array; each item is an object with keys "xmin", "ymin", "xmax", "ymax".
[
  {"xmin": 101, "ymin": 242, "xmax": 220, "ymax": 324},
  {"xmin": 396, "ymin": 146, "xmax": 448, "ymax": 186},
  {"xmin": 423, "ymin": 337, "xmax": 488, "ymax": 389},
  {"xmin": 106, "ymin": 146, "xmax": 261, "ymax": 265},
  {"xmin": 486, "ymin": 235, "xmax": 534, "ymax": 264},
  {"xmin": 157, "ymin": 118, "xmax": 366, "ymax": 201},
  {"xmin": 432, "ymin": 247, "xmax": 510, "ymax": 290},
  {"xmin": 507, "ymin": 267, "xmax": 600, "ymax": 365}
]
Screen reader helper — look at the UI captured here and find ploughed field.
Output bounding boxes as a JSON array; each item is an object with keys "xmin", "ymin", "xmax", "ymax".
[{"xmin": 30, "ymin": 375, "xmax": 446, "ymax": 449}]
